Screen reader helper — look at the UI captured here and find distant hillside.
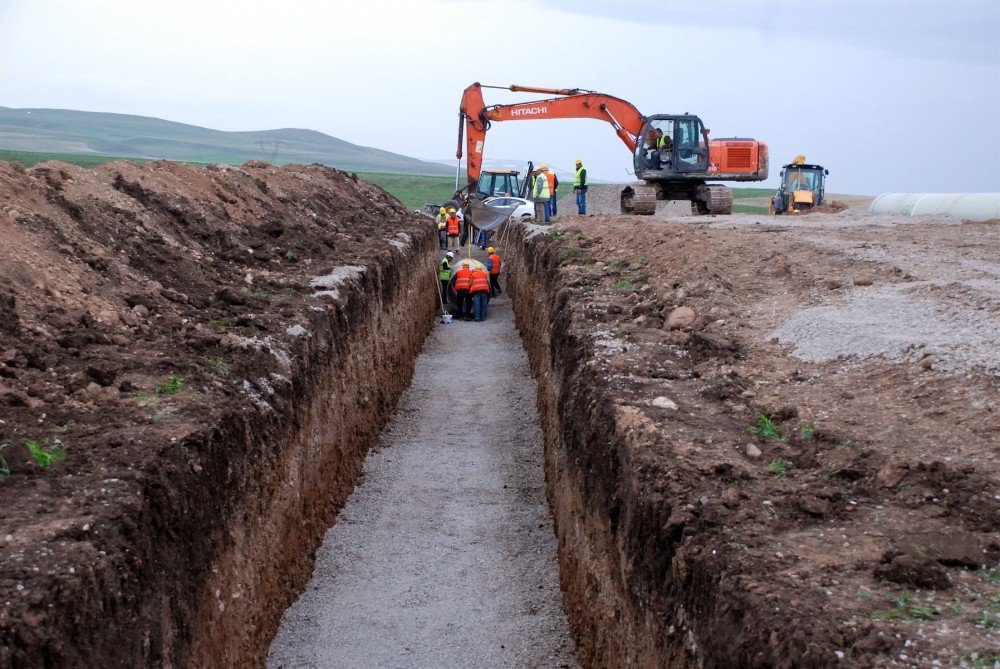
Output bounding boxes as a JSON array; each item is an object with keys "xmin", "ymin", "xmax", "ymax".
[{"xmin": 0, "ymin": 107, "xmax": 452, "ymax": 176}]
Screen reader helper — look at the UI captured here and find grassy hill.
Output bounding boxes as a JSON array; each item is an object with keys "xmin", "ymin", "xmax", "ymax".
[{"xmin": 0, "ymin": 107, "xmax": 452, "ymax": 176}]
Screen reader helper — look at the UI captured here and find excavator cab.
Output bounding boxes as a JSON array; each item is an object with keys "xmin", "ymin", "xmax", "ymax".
[
  {"xmin": 771, "ymin": 158, "xmax": 828, "ymax": 214},
  {"xmin": 635, "ymin": 115, "xmax": 709, "ymax": 175},
  {"xmin": 475, "ymin": 170, "xmax": 521, "ymax": 201}
]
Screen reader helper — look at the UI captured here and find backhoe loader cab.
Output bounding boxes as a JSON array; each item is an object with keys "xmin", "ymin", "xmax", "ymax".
[
  {"xmin": 771, "ymin": 160, "xmax": 828, "ymax": 214},
  {"xmin": 475, "ymin": 170, "xmax": 521, "ymax": 200}
]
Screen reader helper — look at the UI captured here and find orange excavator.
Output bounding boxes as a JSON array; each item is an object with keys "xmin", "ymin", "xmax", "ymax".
[{"xmin": 457, "ymin": 83, "xmax": 768, "ymax": 215}]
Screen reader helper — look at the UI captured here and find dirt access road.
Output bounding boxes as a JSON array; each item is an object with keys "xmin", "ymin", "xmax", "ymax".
[{"xmin": 268, "ymin": 289, "xmax": 579, "ymax": 668}]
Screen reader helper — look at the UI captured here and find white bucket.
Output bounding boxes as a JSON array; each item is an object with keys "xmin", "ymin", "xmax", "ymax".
[{"xmin": 441, "ymin": 313, "xmax": 453, "ymax": 324}]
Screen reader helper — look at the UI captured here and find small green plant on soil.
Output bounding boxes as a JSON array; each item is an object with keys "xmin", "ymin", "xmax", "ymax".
[
  {"xmin": 290, "ymin": 237, "xmax": 303, "ymax": 249},
  {"xmin": 284, "ymin": 250, "xmax": 297, "ymax": 261},
  {"xmin": 23, "ymin": 438, "xmax": 66, "ymax": 468},
  {"xmin": 608, "ymin": 258, "xmax": 625, "ymax": 269},
  {"xmin": 822, "ymin": 467, "xmax": 841, "ymax": 479},
  {"xmin": 968, "ymin": 655, "xmax": 1000, "ymax": 669},
  {"xmin": 559, "ymin": 246, "xmax": 584, "ymax": 264},
  {"xmin": 873, "ymin": 591, "xmax": 941, "ymax": 623},
  {"xmin": 548, "ymin": 229, "xmax": 561, "ymax": 239},
  {"xmin": 0, "ymin": 442, "xmax": 10, "ymax": 479},
  {"xmin": 746, "ymin": 413, "xmax": 786, "ymax": 441},
  {"xmin": 800, "ymin": 423, "xmax": 816, "ymax": 439},
  {"xmin": 155, "ymin": 375, "xmax": 183, "ymax": 396},
  {"xmin": 767, "ymin": 458, "xmax": 792, "ymax": 476},
  {"xmin": 979, "ymin": 568, "xmax": 1000, "ymax": 584},
  {"xmin": 198, "ymin": 356, "xmax": 230, "ymax": 378},
  {"xmin": 634, "ymin": 256, "xmax": 649, "ymax": 266},
  {"xmin": 210, "ymin": 315, "xmax": 234, "ymax": 327},
  {"xmin": 611, "ymin": 279, "xmax": 635, "ymax": 292},
  {"xmin": 52, "ymin": 424, "xmax": 69, "ymax": 433},
  {"xmin": 242, "ymin": 287, "xmax": 272, "ymax": 300}
]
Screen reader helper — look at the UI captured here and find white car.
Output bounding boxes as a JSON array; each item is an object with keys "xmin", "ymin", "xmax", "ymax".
[{"xmin": 484, "ymin": 196, "xmax": 535, "ymax": 219}]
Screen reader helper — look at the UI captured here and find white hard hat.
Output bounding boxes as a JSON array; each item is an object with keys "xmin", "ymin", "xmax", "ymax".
[{"xmin": 445, "ymin": 251, "xmax": 454, "ymax": 258}]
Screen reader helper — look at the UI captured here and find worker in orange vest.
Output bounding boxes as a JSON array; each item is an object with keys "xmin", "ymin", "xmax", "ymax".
[
  {"xmin": 486, "ymin": 246, "xmax": 502, "ymax": 296},
  {"xmin": 446, "ymin": 207, "xmax": 461, "ymax": 250},
  {"xmin": 545, "ymin": 168, "xmax": 558, "ymax": 218},
  {"xmin": 453, "ymin": 260, "xmax": 474, "ymax": 320},
  {"xmin": 470, "ymin": 263, "xmax": 491, "ymax": 321}
]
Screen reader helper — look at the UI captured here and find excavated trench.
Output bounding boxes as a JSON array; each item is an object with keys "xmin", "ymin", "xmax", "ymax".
[{"xmin": 3, "ymin": 159, "xmax": 837, "ymax": 668}]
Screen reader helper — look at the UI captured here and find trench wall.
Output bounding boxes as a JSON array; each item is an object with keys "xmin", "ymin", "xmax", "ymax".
[
  {"xmin": 3, "ymin": 227, "xmax": 438, "ymax": 669},
  {"xmin": 506, "ymin": 223, "xmax": 737, "ymax": 668}
]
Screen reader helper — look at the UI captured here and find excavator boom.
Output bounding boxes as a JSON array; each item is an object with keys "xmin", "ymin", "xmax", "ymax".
[{"xmin": 459, "ymin": 82, "xmax": 644, "ymax": 187}]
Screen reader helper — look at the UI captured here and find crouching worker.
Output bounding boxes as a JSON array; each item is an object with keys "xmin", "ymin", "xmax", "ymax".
[
  {"xmin": 487, "ymin": 246, "xmax": 502, "ymax": 296},
  {"xmin": 471, "ymin": 263, "xmax": 491, "ymax": 322},
  {"xmin": 453, "ymin": 260, "xmax": 473, "ymax": 320},
  {"xmin": 438, "ymin": 251, "xmax": 454, "ymax": 309}
]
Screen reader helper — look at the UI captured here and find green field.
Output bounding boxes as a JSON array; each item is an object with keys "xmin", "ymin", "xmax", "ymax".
[{"xmin": 0, "ymin": 106, "xmax": 452, "ymax": 176}]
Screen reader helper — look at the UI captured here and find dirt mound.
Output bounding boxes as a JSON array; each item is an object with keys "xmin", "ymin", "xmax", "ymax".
[
  {"xmin": 0, "ymin": 159, "xmax": 435, "ymax": 666},
  {"xmin": 506, "ymin": 214, "xmax": 999, "ymax": 667}
]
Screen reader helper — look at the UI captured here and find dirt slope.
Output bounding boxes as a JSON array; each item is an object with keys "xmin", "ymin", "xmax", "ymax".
[
  {"xmin": 0, "ymin": 159, "xmax": 436, "ymax": 667},
  {"xmin": 507, "ymin": 211, "xmax": 998, "ymax": 667}
]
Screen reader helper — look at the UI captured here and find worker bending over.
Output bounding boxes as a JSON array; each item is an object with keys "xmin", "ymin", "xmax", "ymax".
[
  {"xmin": 438, "ymin": 251, "xmax": 454, "ymax": 309},
  {"xmin": 470, "ymin": 263, "xmax": 491, "ymax": 322},
  {"xmin": 487, "ymin": 247, "xmax": 502, "ymax": 296},
  {"xmin": 446, "ymin": 207, "xmax": 461, "ymax": 250},
  {"xmin": 453, "ymin": 260, "xmax": 474, "ymax": 320}
]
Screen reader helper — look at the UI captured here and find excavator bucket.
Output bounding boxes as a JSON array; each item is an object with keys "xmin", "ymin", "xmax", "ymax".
[{"xmin": 467, "ymin": 198, "xmax": 518, "ymax": 231}]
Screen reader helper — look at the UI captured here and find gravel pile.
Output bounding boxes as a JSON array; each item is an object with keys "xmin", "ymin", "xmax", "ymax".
[
  {"xmin": 770, "ymin": 284, "xmax": 1000, "ymax": 377},
  {"xmin": 557, "ymin": 184, "xmax": 693, "ymax": 218}
]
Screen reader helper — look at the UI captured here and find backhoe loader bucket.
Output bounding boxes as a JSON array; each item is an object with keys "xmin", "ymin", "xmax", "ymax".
[{"xmin": 467, "ymin": 198, "xmax": 518, "ymax": 231}]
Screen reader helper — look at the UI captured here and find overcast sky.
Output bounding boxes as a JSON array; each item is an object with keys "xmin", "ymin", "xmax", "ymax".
[{"xmin": 1, "ymin": 0, "xmax": 998, "ymax": 194}]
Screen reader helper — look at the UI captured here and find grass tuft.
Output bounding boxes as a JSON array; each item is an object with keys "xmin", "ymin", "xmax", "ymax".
[
  {"xmin": 747, "ymin": 413, "xmax": 786, "ymax": 441},
  {"xmin": 767, "ymin": 458, "xmax": 792, "ymax": 475},
  {"xmin": 23, "ymin": 438, "xmax": 67, "ymax": 468},
  {"xmin": 155, "ymin": 375, "xmax": 183, "ymax": 396}
]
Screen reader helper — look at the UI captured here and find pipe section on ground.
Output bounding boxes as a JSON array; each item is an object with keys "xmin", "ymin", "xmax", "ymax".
[{"xmin": 869, "ymin": 192, "xmax": 1000, "ymax": 221}]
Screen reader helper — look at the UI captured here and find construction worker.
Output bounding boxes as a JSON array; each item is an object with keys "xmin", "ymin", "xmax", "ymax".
[
  {"xmin": 545, "ymin": 168, "xmax": 558, "ymax": 218},
  {"xmin": 446, "ymin": 207, "xmax": 461, "ymax": 250},
  {"xmin": 533, "ymin": 164, "xmax": 552, "ymax": 224},
  {"xmin": 453, "ymin": 260, "xmax": 474, "ymax": 320},
  {"xmin": 438, "ymin": 251, "xmax": 454, "ymax": 309},
  {"xmin": 487, "ymin": 246, "xmax": 502, "ymax": 296},
  {"xmin": 573, "ymin": 158, "xmax": 588, "ymax": 215},
  {"xmin": 470, "ymin": 263, "xmax": 491, "ymax": 322},
  {"xmin": 436, "ymin": 206, "xmax": 448, "ymax": 250}
]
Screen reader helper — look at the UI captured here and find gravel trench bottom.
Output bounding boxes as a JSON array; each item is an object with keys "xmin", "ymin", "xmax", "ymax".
[{"xmin": 268, "ymin": 291, "xmax": 579, "ymax": 668}]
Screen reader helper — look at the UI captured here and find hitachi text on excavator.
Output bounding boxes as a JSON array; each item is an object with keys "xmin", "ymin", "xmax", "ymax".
[{"xmin": 455, "ymin": 83, "xmax": 769, "ymax": 216}]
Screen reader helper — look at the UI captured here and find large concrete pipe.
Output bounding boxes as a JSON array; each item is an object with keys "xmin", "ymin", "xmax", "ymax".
[{"xmin": 869, "ymin": 193, "xmax": 1000, "ymax": 221}]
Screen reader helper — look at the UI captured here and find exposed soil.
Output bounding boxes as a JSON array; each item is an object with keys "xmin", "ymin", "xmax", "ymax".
[
  {"xmin": 505, "ymin": 211, "xmax": 998, "ymax": 668},
  {"xmin": 269, "ymin": 288, "xmax": 578, "ymax": 668},
  {"xmin": 0, "ymin": 159, "xmax": 437, "ymax": 667}
]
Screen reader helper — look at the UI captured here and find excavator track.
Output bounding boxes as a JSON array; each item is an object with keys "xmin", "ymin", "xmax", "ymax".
[
  {"xmin": 694, "ymin": 184, "xmax": 733, "ymax": 215},
  {"xmin": 620, "ymin": 184, "xmax": 658, "ymax": 215}
]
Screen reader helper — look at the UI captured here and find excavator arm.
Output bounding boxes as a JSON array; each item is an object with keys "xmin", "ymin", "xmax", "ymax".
[{"xmin": 457, "ymin": 83, "xmax": 645, "ymax": 190}]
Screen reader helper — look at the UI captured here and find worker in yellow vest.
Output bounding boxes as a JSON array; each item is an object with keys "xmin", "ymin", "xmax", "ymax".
[
  {"xmin": 533, "ymin": 164, "xmax": 552, "ymax": 224},
  {"xmin": 436, "ymin": 206, "xmax": 447, "ymax": 249},
  {"xmin": 573, "ymin": 158, "xmax": 588, "ymax": 215}
]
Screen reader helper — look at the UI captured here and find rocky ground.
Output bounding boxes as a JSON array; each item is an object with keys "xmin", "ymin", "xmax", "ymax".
[{"xmin": 518, "ymin": 208, "xmax": 998, "ymax": 667}]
